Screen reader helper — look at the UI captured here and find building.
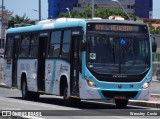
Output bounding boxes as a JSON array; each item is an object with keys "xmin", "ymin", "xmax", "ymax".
[
  {"xmin": 48, "ymin": 0, "xmax": 160, "ymax": 19},
  {"xmin": 48, "ymin": 0, "xmax": 135, "ymax": 19},
  {"xmin": 48, "ymin": 0, "xmax": 78, "ymax": 18},
  {"xmin": 135, "ymin": 0, "xmax": 151, "ymax": 18},
  {"xmin": 135, "ymin": 0, "xmax": 160, "ymax": 19},
  {"xmin": 74, "ymin": 0, "xmax": 135, "ymax": 13}
]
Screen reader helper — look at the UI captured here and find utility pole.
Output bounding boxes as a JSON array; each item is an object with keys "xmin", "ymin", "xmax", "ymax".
[
  {"xmin": 1, "ymin": 0, "xmax": 4, "ymax": 48},
  {"xmin": 92, "ymin": 0, "xmax": 94, "ymax": 18},
  {"xmin": 39, "ymin": 0, "xmax": 41, "ymax": 21}
]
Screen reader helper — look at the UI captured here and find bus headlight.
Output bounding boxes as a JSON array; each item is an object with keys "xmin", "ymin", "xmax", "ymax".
[
  {"xmin": 142, "ymin": 77, "xmax": 152, "ymax": 89},
  {"xmin": 85, "ymin": 76, "xmax": 96, "ymax": 87},
  {"xmin": 142, "ymin": 82, "xmax": 150, "ymax": 89}
]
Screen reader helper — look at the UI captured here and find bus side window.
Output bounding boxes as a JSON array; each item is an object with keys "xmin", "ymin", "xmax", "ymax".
[
  {"xmin": 48, "ymin": 31, "xmax": 61, "ymax": 57},
  {"xmin": 5, "ymin": 37, "xmax": 13, "ymax": 58},
  {"xmin": 29, "ymin": 34, "xmax": 38, "ymax": 57},
  {"xmin": 61, "ymin": 30, "xmax": 71, "ymax": 58},
  {"xmin": 19, "ymin": 35, "xmax": 30, "ymax": 57}
]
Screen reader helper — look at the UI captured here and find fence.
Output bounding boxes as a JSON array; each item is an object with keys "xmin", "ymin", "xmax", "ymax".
[{"xmin": 152, "ymin": 53, "xmax": 160, "ymax": 76}]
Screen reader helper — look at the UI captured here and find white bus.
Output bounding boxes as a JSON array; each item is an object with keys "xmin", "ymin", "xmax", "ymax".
[{"xmin": 4, "ymin": 18, "xmax": 152, "ymax": 108}]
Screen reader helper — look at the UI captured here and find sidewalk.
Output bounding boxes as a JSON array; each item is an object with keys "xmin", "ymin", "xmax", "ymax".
[
  {"xmin": 0, "ymin": 83, "xmax": 160, "ymax": 108},
  {"xmin": 129, "ymin": 94, "xmax": 160, "ymax": 108}
]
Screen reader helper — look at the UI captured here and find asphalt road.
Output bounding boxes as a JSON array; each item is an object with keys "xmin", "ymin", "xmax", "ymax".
[{"xmin": 0, "ymin": 87, "xmax": 160, "ymax": 119}]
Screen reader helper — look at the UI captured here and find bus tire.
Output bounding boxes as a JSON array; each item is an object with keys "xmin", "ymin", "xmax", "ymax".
[
  {"xmin": 115, "ymin": 99, "xmax": 128, "ymax": 108},
  {"xmin": 21, "ymin": 79, "xmax": 31, "ymax": 100},
  {"xmin": 63, "ymin": 84, "xmax": 80, "ymax": 106},
  {"xmin": 63, "ymin": 84, "xmax": 71, "ymax": 105},
  {"xmin": 32, "ymin": 92, "xmax": 40, "ymax": 101}
]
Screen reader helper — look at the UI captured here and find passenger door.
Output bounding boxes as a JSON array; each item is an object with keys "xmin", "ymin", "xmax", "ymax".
[
  {"xmin": 11, "ymin": 35, "xmax": 19, "ymax": 88},
  {"xmin": 37, "ymin": 33, "xmax": 48, "ymax": 91},
  {"xmin": 70, "ymin": 29, "xmax": 82, "ymax": 97}
]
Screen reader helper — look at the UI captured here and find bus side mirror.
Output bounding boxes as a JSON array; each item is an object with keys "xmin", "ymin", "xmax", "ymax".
[{"xmin": 152, "ymin": 37, "xmax": 157, "ymax": 52}]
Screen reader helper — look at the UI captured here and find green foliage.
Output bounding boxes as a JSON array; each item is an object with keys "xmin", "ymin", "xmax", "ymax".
[
  {"xmin": 156, "ymin": 20, "xmax": 160, "ymax": 24},
  {"xmin": 148, "ymin": 22, "xmax": 160, "ymax": 34},
  {"xmin": 154, "ymin": 27, "xmax": 160, "ymax": 34},
  {"xmin": 10, "ymin": 14, "xmax": 35, "ymax": 25},
  {"xmin": 59, "ymin": 8, "xmax": 136, "ymax": 20}
]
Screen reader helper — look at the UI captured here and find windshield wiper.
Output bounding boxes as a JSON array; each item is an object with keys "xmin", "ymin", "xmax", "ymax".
[{"xmin": 112, "ymin": 45, "xmax": 115, "ymax": 64}]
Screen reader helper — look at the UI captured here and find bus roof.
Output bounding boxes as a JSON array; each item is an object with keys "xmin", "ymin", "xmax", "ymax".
[
  {"xmin": 7, "ymin": 18, "xmax": 147, "ymax": 34},
  {"xmin": 86, "ymin": 19, "xmax": 146, "ymax": 25}
]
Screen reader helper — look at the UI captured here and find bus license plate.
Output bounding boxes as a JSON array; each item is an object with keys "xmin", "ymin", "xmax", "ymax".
[{"xmin": 114, "ymin": 96, "xmax": 126, "ymax": 99}]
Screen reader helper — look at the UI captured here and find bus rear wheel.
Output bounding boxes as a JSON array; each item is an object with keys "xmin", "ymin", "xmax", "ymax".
[
  {"xmin": 115, "ymin": 99, "xmax": 128, "ymax": 108},
  {"xmin": 21, "ymin": 79, "xmax": 40, "ymax": 100}
]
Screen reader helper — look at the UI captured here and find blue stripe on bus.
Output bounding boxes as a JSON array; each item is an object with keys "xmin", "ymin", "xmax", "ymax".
[
  {"xmin": 49, "ymin": 60, "xmax": 56, "ymax": 93},
  {"xmin": 81, "ymin": 51, "xmax": 86, "ymax": 79}
]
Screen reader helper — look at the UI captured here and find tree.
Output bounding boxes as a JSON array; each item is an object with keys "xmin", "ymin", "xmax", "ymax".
[
  {"xmin": 148, "ymin": 23, "xmax": 160, "ymax": 34},
  {"xmin": 59, "ymin": 8, "xmax": 136, "ymax": 20},
  {"xmin": 10, "ymin": 14, "xmax": 35, "ymax": 25}
]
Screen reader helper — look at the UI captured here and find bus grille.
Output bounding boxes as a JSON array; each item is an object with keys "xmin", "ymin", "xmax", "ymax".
[
  {"xmin": 101, "ymin": 91, "xmax": 138, "ymax": 99},
  {"xmin": 89, "ymin": 69, "xmax": 146, "ymax": 82}
]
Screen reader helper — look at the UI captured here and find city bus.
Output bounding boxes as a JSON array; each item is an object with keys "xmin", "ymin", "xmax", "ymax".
[{"xmin": 4, "ymin": 18, "xmax": 152, "ymax": 108}]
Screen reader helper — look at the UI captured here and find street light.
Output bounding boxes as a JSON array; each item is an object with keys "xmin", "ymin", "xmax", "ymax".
[
  {"xmin": 39, "ymin": 0, "xmax": 41, "ymax": 21},
  {"xmin": 111, "ymin": 0, "xmax": 131, "ymax": 20},
  {"xmin": 33, "ymin": 0, "xmax": 41, "ymax": 21},
  {"xmin": 32, "ymin": 9, "xmax": 38, "ymax": 12},
  {"xmin": 66, "ymin": 8, "xmax": 71, "ymax": 18},
  {"xmin": 32, "ymin": 9, "xmax": 40, "ymax": 21}
]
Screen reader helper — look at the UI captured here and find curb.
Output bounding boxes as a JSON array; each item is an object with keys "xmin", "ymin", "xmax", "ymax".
[
  {"xmin": 129, "ymin": 100, "xmax": 160, "ymax": 108},
  {"xmin": 0, "ymin": 83, "xmax": 9, "ymax": 88},
  {"xmin": 151, "ymin": 94, "xmax": 160, "ymax": 98},
  {"xmin": 104, "ymin": 98, "xmax": 160, "ymax": 109}
]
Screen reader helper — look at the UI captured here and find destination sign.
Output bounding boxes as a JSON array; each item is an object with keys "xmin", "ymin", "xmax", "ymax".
[{"xmin": 87, "ymin": 23, "xmax": 147, "ymax": 33}]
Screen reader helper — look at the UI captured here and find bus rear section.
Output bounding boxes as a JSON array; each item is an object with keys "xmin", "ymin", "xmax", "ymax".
[
  {"xmin": 4, "ymin": 20, "xmax": 84, "ymax": 103},
  {"xmin": 78, "ymin": 21, "xmax": 152, "ymax": 108}
]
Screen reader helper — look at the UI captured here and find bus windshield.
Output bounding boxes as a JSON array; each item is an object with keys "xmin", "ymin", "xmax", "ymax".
[{"xmin": 87, "ymin": 35, "xmax": 150, "ymax": 75}]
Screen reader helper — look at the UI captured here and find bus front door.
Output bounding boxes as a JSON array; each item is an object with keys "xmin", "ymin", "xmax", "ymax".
[
  {"xmin": 12, "ymin": 36, "xmax": 19, "ymax": 88},
  {"xmin": 70, "ymin": 36, "xmax": 81, "ymax": 97},
  {"xmin": 37, "ymin": 36, "xmax": 47, "ymax": 92}
]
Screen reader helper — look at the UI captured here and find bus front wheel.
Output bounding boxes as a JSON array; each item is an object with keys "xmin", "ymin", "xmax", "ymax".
[
  {"xmin": 115, "ymin": 99, "xmax": 128, "ymax": 108},
  {"xmin": 63, "ymin": 85, "xmax": 80, "ymax": 106},
  {"xmin": 21, "ymin": 80, "xmax": 31, "ymax": 100},
  {"xmin": 63, "ymin": 85, "xmax": 71, "ymax": 105}
]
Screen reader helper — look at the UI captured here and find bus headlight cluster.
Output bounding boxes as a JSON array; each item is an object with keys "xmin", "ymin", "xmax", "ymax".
[
  {"xmin": 142, "ymin": 77, "xmax": 151, "ymax": 89},
  {"xmin": 85, "ymin": 76, "xmax": 96, "ymax": 87},
  {"xmin": 142, "ymin": 82, "xmax": 149, "ymax": 89}
]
